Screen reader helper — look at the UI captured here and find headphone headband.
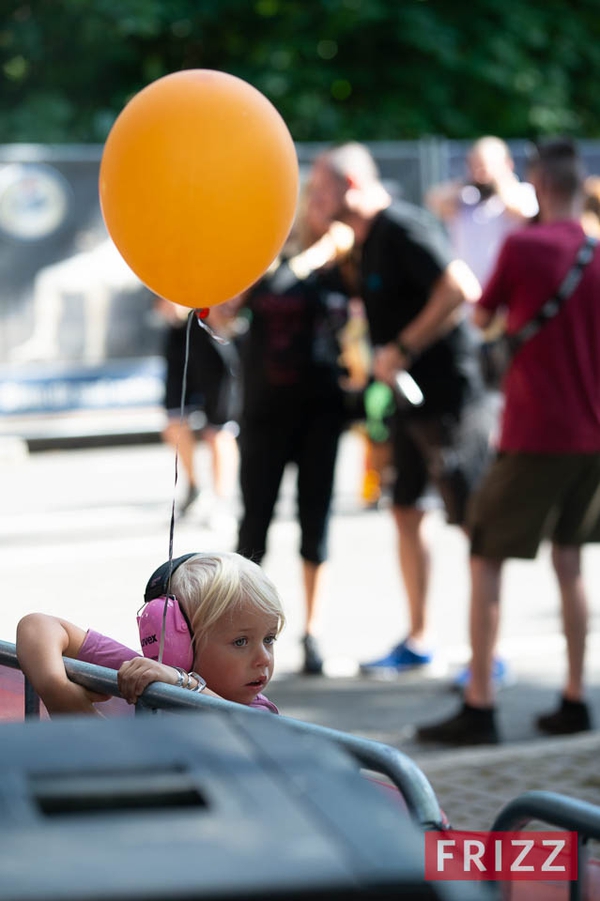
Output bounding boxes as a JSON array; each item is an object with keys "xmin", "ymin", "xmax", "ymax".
[{"xmin": 143, "ymin": 553, "xmax": 197, "ymax": 604}]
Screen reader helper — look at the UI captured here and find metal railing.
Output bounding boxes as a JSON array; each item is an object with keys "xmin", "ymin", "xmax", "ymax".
[
  {"xmin": 492, "ymin": 790, "xmax": 600, "ymax": 901},
  {"xmin": 0, "ymin": 638, "xmax": 446, "ymax": 832}
]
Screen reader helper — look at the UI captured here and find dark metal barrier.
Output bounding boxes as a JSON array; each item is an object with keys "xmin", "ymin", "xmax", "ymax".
[
  {"xmin": 493, "ymin": 789, "xmax": 600, "ymax": 839},
  {"xmin": 0, "ymin": 712, "xmax": 487, "ymax": 901},
  {"xmin": 492, "ymin": 790, "xmax": 600, "ymax": 901},
  {"xmin": 0, "ymin": 638, "xmax": 445, "ymax": 832}
]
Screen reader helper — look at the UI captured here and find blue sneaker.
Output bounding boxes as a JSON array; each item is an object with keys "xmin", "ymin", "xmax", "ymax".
[
  {"xmin": 360, "ymin": 639, "xmax": 433, "ymax": 674},
  {"xmin": 452, "ymin": 657, "xmax": 514, "ymax": 691}
]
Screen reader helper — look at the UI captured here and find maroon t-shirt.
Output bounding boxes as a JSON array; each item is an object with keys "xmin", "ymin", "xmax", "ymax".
[{"xmin": 479, "ymin": 220, "xmax": 600, "ymax": 453}]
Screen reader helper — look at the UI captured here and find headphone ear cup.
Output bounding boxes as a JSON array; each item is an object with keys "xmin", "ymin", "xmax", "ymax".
[{"xmin": 137, "ymin": 596, "xmax": 194, "ymax": 671}]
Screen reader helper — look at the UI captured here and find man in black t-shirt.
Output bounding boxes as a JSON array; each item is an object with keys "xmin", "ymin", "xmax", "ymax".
[{"xmin": 307, "ymin": 142, "xmax": 495, "ymax": 673}]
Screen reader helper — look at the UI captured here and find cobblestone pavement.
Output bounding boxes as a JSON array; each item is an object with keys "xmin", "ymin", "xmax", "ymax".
[
  {"xmin": 416, "ymin": 732, "xmax": 600, "ymax": 832},
  {"xmin": 268, "ymin": 673, "xmax": 600, "ymax": 833}
]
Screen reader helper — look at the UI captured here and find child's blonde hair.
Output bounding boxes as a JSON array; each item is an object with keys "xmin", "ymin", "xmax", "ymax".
[{"xmin": 170, "ymin": 551, "xmax": 285, "ymax": 647}]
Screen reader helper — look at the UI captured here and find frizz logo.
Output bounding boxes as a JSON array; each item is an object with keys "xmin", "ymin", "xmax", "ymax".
[{"xmin": 425, "ymin": 831, "xmax": 578, "ymax": 881}]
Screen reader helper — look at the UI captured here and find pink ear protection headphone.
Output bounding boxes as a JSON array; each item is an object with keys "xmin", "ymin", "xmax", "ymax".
[{"xmin": 137, "ymin": 553, "xmax": 197, "ymax": 670}]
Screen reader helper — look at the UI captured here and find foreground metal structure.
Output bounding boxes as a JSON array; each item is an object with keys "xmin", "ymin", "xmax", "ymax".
[{"xmin": 1, "ymin": 638, "xmax": 600, "ymax": 901}]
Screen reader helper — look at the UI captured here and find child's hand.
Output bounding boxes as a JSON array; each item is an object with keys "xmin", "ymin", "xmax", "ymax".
[{"xmin": 117, "ymin": 657, "xmax": 179, "ymax": 705}]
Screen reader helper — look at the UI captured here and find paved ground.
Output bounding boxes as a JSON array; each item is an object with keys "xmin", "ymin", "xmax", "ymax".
[
  {"xmin": 270, "ymin": 674, "xmax": 600, "ymax": 831},
  {"xmin": 2, "ymin": 430, "xmax": 600, "ymax": 834}
]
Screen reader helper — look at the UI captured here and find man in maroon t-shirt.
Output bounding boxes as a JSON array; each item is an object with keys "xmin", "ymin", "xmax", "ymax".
[{"xmin": 417, "ymin": 138, "xmax": 600, "ymax": 745}]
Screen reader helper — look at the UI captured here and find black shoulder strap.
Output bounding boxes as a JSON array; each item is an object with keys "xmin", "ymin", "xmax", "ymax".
[{"xmin": 509, "ymin": 234, "xmax": 598, "ymax": 352}]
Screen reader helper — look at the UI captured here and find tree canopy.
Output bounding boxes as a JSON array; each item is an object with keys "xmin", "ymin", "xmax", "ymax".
[{"xmin": 3, "ymin": 0, "xmax": 600, "ymax": 143}]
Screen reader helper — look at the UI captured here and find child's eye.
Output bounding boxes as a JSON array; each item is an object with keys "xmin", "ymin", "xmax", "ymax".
[
  {"xmin": 264, "ymin": 635, "xmax": 277, "ymax": 646},
  {"xmin": 233, "ymin": 637, "xmax": 248, "ymax": 647}
]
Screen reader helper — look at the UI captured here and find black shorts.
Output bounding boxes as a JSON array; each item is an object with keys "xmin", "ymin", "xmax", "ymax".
[
  {"xmin": 391, "ymin": 398, "xmax": 496, "ymax": 526},
  {"xmin": 469, "ymin": 452, "xmax": 600, "ymax": 559},
  {"xmin": 164, "ymin": 323, "xmax": 240, "ymax": 426}
]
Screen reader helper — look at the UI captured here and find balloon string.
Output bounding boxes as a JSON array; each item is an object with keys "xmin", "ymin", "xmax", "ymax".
[
  {"xmin": 195, "ymin": 308, "xmax": 239, "ymax": 380},
  {"xmin": 160, "ymin": 309, "xmax": 195, "ymax": 666},
  {"xmin": 168, "ymin": 308, "xmax": 194, "ymax": 559},
  {"xmin": 166, "ymin": 307, "xmax": 229, "ymax": 567},
  {"xmin": 162, "ymin": 307, "xmax": 235, "ymax": 664},
  {"xmin": 195, "ymin": 308, "xmax": 229, "ymax": 345}
]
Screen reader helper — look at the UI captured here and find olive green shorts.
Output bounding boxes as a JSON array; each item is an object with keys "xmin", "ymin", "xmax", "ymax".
[{"xmin": 468, "ymin": 452, "xmax": 600, "ymax": 560}]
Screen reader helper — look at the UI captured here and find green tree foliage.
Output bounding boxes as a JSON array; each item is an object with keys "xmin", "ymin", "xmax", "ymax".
[{"xmin": 2, "ymin": 0, "xmax": 600, "ymax": 143}]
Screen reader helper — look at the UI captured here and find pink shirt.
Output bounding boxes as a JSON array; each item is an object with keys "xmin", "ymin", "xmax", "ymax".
[
  {"xmin": 478, "ymin": 220, "xmax": 600, "ymax": 453},
  {"xmin": 78, "ymin": 629, "xmax": 279, "ymax": 714}
]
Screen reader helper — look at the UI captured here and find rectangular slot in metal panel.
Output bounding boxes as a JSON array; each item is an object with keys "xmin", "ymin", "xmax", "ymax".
[{"xmin": 29, "ymin": 767, "xmax": 206, "ymax": 816}]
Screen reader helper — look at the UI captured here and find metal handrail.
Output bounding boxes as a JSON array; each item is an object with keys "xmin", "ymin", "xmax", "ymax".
[
  {"xmin": 0, "ymin": 639, "xmax": 446, "ymax": 831},
  {"xmin": 492, "ymin": 789, "xmax": 600, "ymax": 839},
  {"xmin": 492, "ymin": 789, "xmax": 600, "ymax": 901}
]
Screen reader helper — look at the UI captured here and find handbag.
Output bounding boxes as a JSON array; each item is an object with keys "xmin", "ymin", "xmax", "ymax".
[{"xmin": 480, "ymin": 234, "xmax": 598, "ymax": 390}]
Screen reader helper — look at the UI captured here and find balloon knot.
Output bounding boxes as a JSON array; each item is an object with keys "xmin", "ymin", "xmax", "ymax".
[{"xmin": 196, "ymin": 308, "xmax": 210, "ymax": 320}]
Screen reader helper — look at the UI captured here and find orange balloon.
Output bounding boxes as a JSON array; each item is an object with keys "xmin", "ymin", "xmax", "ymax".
[{"xmin": 99, "ymin": 70, "xmax": 299, "ymax": 308}]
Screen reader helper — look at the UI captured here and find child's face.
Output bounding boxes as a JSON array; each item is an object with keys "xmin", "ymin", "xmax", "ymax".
[{"xmin": 196, "ymin": 602, "xmax": 278, "ymax": 705}]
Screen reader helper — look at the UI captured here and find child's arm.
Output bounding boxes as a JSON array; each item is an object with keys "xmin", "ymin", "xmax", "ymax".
[
  {"xmin": 16, "ymin": 613, "xmax": 111, "ymax": 716},
  {"xmin": 117, "ymin": 656, "xmax": 220, "ymax": 705}
]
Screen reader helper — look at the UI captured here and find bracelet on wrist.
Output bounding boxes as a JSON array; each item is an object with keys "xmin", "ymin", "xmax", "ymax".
[
  {"xmin": 173, "ymin": 666, "xmax": 188, "ymax": 688},
  {"xmin": 187, "ymin": 672, "xmax": 207, "ymax": 693}
]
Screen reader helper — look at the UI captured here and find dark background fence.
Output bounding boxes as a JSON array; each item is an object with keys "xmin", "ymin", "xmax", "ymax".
[{"xmin": 2, "ymin": 139, "xmax": 600, "ymax": 427}]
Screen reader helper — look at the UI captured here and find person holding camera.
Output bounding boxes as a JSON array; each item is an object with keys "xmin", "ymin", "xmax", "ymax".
[
  {"xmin": 417, "ymin": 138, "xmax": 600, "ymax": 745},
  {"xmin": 426, "ymin": 136, "xmax": 538, "ymax": 288}
]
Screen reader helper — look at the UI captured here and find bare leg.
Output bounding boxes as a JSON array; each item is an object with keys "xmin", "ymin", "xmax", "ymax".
[
  {"xmin": 162, "ymin": 420, "xmax": 197, "ymax": 490},
  {"xmin": 551, "ymin": 544, "xmax": 587, "ymax": 701},
  {"xmin": 465, "ymin": 555, "xmax": 503, "ymax": 708},
  {"xmin": 301, "ymin": 559, "xmax": 325, "ymax": 674},
  {"xmin": 391, "ymin": 505, "xmax": 431, "ymax": 646},
  {"xmin": 205, "ymin": 428, "xmax": 239, "ymax": 500},
  {"xmin": 302, "ymin": 559, "xmax": 325, "ymax": 636},
  {"xmin": 415, "ymin": 552, "xmax": 502, "ymax": 744},
  {"xmin": 453, "ymin": 525, "xmax": 502, "ymax": 688}
]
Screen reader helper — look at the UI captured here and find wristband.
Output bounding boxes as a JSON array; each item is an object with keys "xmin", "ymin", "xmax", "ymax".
[{"xmin": 187, "ymin": 672, "xmax": 207, "ymax": 693}]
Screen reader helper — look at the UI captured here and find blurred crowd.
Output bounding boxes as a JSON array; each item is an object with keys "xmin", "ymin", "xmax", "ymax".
[{"xmin": 159, "ymin": 136, "xmax": 600, "ymax": 746}]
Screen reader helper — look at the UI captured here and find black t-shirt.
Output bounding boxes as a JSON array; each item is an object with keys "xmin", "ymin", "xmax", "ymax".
[
  {"xmin": 239, "ymin": 261, "xmax": 349, "ymax": 422},
  {"xmin": 361, "ymin": 201, "xmax": 484, "ymax": 415}
]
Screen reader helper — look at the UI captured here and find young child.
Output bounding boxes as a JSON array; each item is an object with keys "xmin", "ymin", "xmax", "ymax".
[{"xmin": 16, "ymin": 551, "xmax": 285, "ymax": 717}]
